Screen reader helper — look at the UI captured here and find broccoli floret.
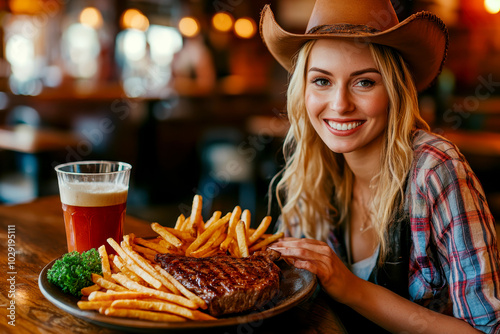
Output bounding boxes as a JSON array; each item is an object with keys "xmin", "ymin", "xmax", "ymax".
[{"xmin": 47, "ymin": 248, "xmax": 102, "ymax": 297}]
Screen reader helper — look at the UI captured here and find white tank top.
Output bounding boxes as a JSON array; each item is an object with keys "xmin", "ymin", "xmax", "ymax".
[{"xmin": 344, "ymin": 224, "xmax": 380, "ymax": 281}]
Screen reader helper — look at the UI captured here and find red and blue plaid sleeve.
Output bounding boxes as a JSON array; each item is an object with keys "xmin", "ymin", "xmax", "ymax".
[{"xmin": 409, "ymin": 133, "xmax": 500, "ymax": 333}]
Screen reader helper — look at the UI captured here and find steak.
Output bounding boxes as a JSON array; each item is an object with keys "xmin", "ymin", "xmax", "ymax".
[{"xmin": 155, "ymin": 249, "xmax": 281, "ymax": 316}]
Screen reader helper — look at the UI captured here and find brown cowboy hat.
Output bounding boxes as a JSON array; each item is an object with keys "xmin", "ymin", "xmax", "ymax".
[{"xmin": 260, "ymin": 0, "xmax": 449, "ymax": 92}]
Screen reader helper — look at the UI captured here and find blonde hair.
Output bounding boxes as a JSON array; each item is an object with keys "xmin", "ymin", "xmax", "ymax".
[{"xmin": 272, "ymin": 40, "xmax": 429, "ymax": 261}]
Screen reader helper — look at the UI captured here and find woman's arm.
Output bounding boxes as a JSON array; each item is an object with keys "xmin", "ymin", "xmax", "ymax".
[
  {"xmin": 412, "ymin": 151, "xmax": 500, "ymax": 332},
  {"xmin": 270, "ymin": 238, "xmax": 482, "ymax": 334},
  {"xmin": 350, "ymin": 276, "xmax": 481, "ymax": 334}
]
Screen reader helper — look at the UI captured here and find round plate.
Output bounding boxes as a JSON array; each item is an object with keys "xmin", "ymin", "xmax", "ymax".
[{"xmin": 39, "ymin": 257, "xmax": 317, "ymax": 332}]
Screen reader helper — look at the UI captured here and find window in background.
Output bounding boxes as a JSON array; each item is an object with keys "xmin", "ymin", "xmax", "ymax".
[
  {"xmin": 3, "ymin": 14, "xmax": 46, "ymax": 95},
  {"xmin": 115, "ymin": 8, "xmax": 183, "ymax": 98},
  {"xmin": 61, "ymin": 22, "xmax": 100, "ymax": 79}
]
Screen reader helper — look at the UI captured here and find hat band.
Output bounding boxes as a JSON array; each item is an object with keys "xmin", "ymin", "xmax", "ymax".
[{"xmin": 307, "ymin": 24, "xmax": 381, "ymax": 35}]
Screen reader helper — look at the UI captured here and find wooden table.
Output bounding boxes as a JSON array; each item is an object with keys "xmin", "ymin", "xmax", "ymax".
[{"xmin": 0, "ymin": 196, "xmax": 347, "ymax": 334}]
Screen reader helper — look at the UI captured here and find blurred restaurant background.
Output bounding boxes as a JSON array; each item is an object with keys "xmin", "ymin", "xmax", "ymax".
[{"xmin": 0, "ymin": 0, "xmax": 499, "ymax": 228}]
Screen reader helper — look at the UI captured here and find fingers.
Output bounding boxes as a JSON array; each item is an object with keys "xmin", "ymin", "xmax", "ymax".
[
  {"xmin": 291, "ymin": 259, "xmax": 309, "ymax": 272},
  {"xmin": 271, "ymin": 245, "xmax": 332, "ymax": 264},
  {"xmin": 280, "ymin": 253, "xmax": 335, "ymax": 283},
  {"xmin": 269, "ymin": 238, "xmax": 339, "ymax": 283},
  {"xmin": 269, "ymin": 238, "xmax": 332, "ymax": 256},
  {"xmin": 271, "ymin": 238, "xmax": 360, "ymax": 304},
  {"xmin": 273, "ymin": 237, "xmax": 325, "ymax": 246},
  {"xmin": 271, "ymin": 242, "xmax": 336, "ymax": 279}
]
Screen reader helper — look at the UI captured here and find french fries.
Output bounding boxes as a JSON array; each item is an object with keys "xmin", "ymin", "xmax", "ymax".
[
  {"xmin": 220, "ymin": 206, "xmax": 242, "ymax": 252},
  {"xmin": 174, "ymin": 214, "xmax": 185, "ymax": 230},
  {"xmin": 151, "ymin": 222, "xmax": 183, "ymax": 248},
  {"xmin": 81, "ymin": 284, "xmax": 100, "ymax": 296},
  {"xmin": 92, "ymin": 273, "xmax": 129, "ymax": 292},
  {"xmin": 134, "ymin": 237, "xmax": 172, "ymax": 254},
  {"xmin": 107, "ymin": 238, "xmax": 163, "ymax": 290},
  {"xmin": 235, "ymin": 220, "xmax": 249, "ymax": 258},
  {"xmin": 104, "ymin": 308, "xmax": 186, "ymax": 322},
  {"xmin": 190, "ymin": 227, "xmax": 225, "ymax": 258},
  {"xmin": 154, "ymin": 265, "xmax": 207, "ymax": 309},
  {"xmin": 110, "ymin": 299, "xmax": 215, "ymax": 321},
  {"xmin": 249, "ymin": 232, "xmax": 285, "ymax": 253},
  {"xmin": 89, "ymin": 291, "xmax": 151, "ymax": 301},
  {"xmin": 77, "ymin": 194, "xmax": 283, "ymax": 323},
  {"xmin": 184, "ymin": 195, "xmax": 203, "ymax": 237},
  {"xmin": 98, "ymin": 245, "xmax": 113, "ymax": 281},
  {"xmin": 77, "ymin": 300, "xmax": 114, "ymax": 310},
  {"xmin": 185, "ymin": 213, "xmax": 230, "ymax": 256},
  {"xmin": 111, "ymin": 273, "xmax": 198, "ymax": 309},
  {"xmin": 248, "ymin": 216, "xmax": 272, "ymax": 245},
  {"xmin": 204, "ymin": 211, "xmax": 221, "ymax": 228},
  {"xmin": 112, "ymin": 254, "xmax": 144, "ymax": 283},
  {"xmin": 241, "ymin": 209, "xmax": 251, "ymax": 233}
]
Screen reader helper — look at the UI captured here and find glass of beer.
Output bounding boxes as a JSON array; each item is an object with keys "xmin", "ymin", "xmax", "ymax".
[{"xmin": 55, "ymin": 161, "xmax": 132, "ymax": 254}]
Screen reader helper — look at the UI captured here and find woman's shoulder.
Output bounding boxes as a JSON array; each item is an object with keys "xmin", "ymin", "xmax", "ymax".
[
  {"xmin": 412, "ymin": 129, "xmax": 462, "ymax": 158},
  {"xmin": 411, "ymin": 129, "xmax": 466, "ymax": 170},
  {"xmin": 408, "ymin": 129, "xmax": 478, "ymax": 194}
]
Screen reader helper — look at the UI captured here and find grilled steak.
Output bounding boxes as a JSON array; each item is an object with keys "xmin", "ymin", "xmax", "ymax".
[{"xmin": 155, "ymin": 249, "xmax": 281, "ymax": 316}]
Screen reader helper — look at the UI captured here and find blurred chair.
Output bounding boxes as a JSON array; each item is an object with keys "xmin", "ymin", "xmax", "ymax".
[
  {"xmin": 0, "ymin": 106, "xmax": 41, "ymax": 203},
  {"xmin": 197, "ymin": 127, "xmax": 256, "ymax": 217}
]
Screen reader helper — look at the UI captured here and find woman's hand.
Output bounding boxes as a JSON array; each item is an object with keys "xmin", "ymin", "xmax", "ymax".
[
  {"xmin": 270, "ymin": 238, "xmax": 482, "ymax": 334},
  {"xmin": 269, "ymin": 237, "xmax": 362, "ymax": 305}
]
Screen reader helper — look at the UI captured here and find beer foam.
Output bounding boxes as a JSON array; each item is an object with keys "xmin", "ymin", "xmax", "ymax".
[{"xmin": 59, "ymin": 182, "xmax": 128, "ymax": 207}]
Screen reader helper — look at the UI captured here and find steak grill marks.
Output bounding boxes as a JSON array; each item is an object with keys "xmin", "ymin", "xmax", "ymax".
[{"xmin": 156, "ymin": 250, "xmax": 281, "ymax": 316}]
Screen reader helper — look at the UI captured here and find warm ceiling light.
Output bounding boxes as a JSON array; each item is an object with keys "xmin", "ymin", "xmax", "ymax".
[
  {"xmin": 121, "ymin": 9, "xmax": 149, "ymax": 31},
  {"xmin": 212, "ymin": 12, "xmax": 233, "ymax": 32},
  {"xmin": 80, "ymin": 7, "xmax": 103, "ymax": 29},
  {"xmin": 485, "ymin": 0, "xmax": 500, "ymax": 14},
  {"xmin": 8, "ymin": 0, "xmax": 44, "ymax": 14},
  {"xmin": 234, "ymin": 18, "xmax": 256, "ymax": 39},
  {"xmin": 179, "ymin": 17, "xmax": 200, "ymax": 37}
]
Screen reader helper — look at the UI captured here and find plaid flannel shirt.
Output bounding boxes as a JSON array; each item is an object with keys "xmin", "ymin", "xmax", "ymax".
[{"xmin": 328, "ymin": 130, "xmax": 500, "ymax": 333}]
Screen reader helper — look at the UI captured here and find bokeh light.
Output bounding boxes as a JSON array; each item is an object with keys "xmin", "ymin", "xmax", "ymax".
[
  {"xmin": 234, "ymin": 18, "xmax": 256, "ymax": 39},
  {"xmin": 121, "ymin": 9, "xmax": 149, "ymax": 31},
  {"xmin": 147, "ymin": 25, "xmax": 183, "ymax": 65},
  {"xmin": 178, "ymin": 17, "xmax": 200, "ymax": 37},
  {"xmin": 212, "ymin": 12, "xmax": 233, "ymax": 32},
  {"xmin": 79, "ymin": 7, "xmax": 103, "ymax": 29},
  {"xmin": 122, "ymin": 29, "xmax": 146, "ymax": 62},
  {"xmin": 8, "ymin": 0, "xmax": 44, "ymax": 15},
  {"xmin": 5, "ymin": 34, "xmax": 35, "ymax": 81},
  {"xmin": 62, "ymin": 23, "xmax": 100, "ymax": 78},
  {"xmin": 485, "ymin": 0, "xmax": 500, "ymax": 14}
]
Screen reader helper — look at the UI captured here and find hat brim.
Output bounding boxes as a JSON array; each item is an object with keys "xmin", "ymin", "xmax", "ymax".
[{"xmin": 260, "ymin": 5, "xmax": 448, "ymax": 92}]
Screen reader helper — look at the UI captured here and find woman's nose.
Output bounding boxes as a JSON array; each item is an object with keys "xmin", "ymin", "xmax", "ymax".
[{"xmin": 329, "ymin": 86, "xmax": 354, "ymax": 114}]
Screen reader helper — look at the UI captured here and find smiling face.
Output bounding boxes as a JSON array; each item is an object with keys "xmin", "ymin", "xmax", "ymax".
[{"xmin": 305, "ymin": 39, "xmax": 389, "ymax": 156}]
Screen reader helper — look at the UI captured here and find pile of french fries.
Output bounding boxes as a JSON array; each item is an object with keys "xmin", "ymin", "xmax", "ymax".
[{"xmin": 76, "ymin": 195, "xmax": 284, "ymax": 322}]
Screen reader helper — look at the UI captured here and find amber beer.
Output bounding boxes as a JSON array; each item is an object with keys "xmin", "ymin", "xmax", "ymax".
[
  {"xmin": 55, "ymin": 161, "xmax": 131, "ymax": 254},
  {"xmin": 60, "ymin": 182, "xmax": 128, "ymax": 253}
]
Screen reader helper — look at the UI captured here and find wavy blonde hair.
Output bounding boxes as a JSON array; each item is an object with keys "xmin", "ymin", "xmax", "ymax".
[{"xmin": 272, "ymin": 40, "xmax": 430, "ymax": 261}]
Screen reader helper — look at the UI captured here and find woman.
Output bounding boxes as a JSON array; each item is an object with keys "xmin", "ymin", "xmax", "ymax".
[{"xmin": 260, "ymin": 0, "xmax": 500, "ymax": 333}]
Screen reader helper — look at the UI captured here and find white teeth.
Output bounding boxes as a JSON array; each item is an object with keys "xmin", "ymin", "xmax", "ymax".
[{"xmin": 327, "ymin": 121, "xmax": 362, "ymax": 131}]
